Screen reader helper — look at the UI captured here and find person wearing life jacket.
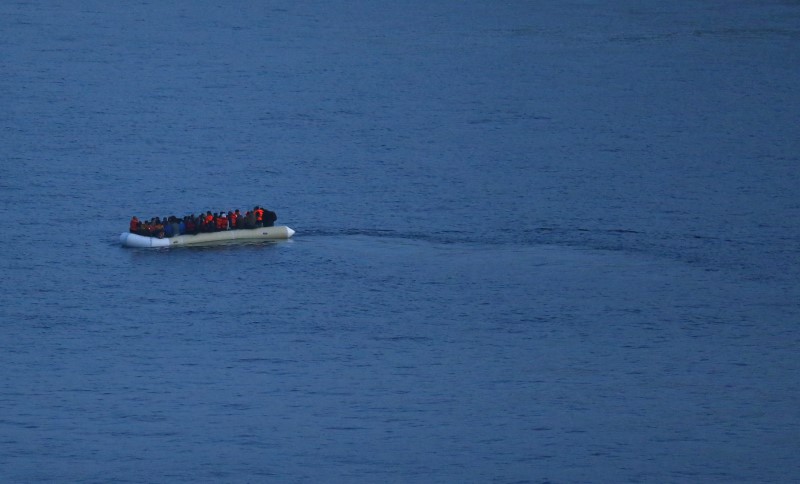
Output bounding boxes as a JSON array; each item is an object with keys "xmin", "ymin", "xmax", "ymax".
[
  {"xmin": 204, "ymin": 211, "xmax": 214, "ymax": 232},
  {"xmin": 153, "ymin": 217, "xmax": 165, "ymax": 238},
  {"xmin": 254, "ymin": 206, "xmax": 265, "ymax": 227},
  {"xmin": 129, "ymin": 216, "xmax": 140, "ymax": 233},
  {"xmin": 216, "ymin": 212, "xmax": 228, "ymax": 231},
  {"xmin": 227, "ymin": 211, "xmax": 236, "ymax": 230},
  {"xmin": 185, "ymin": 216, "xmax": 196, "ymax": 234}
]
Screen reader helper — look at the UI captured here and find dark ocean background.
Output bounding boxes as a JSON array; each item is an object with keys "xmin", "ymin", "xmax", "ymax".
[{"xmin": 2, "ymin": 1, "xmax": 799, "ymax": 482}]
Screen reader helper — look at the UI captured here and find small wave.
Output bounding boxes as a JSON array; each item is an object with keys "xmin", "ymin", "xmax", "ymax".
[
  {"xmin": 298, "ymin": 227, "xmax": 477, "ymax": 246},
  {"xmin": 296, "ymin": 225, "xmax": 649, "ymax": 247},
  {"xmin": 372, "ymin": 335, "xmax": 433, "ymax": 343}
]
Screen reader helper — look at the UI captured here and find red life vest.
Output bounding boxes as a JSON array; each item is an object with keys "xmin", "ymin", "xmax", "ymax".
[
  {"xmin": 129, "ymin": 217, "xmax": 139, "ymax": 233},
  {"xmin": 255, "ymin": 208, "xmax": 264, "ymax": 222}
]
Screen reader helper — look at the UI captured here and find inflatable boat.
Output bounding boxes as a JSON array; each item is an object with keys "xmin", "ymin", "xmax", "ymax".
[{"xmin": 120, "ymin": 225, "xmax": 295, "ymax": 248}]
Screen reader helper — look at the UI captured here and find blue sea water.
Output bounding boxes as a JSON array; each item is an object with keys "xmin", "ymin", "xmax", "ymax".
[{"xmin": 1, "ymin": 1, "xmax": 799, "ymax": 482}]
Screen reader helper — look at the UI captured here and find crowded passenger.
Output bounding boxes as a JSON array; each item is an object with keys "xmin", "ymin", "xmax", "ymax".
[{"xmin": 128, "ymin": 206, "xmax": 278, "ymax": 238}]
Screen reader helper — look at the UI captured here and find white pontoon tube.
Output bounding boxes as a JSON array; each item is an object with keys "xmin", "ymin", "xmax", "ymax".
[{"xmin": 120, "ymin": 226, "xmax": 295, "ymax": 248}]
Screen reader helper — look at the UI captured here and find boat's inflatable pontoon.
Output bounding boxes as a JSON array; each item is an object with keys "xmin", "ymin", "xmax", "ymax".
[{"xmin": 120, "ymin": 226, "xmax": 295, "ymax": 248}]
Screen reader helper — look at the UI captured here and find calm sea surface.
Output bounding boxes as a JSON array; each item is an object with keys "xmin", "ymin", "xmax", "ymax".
[{"xmin": 2, "ymin": 1, "xmax": 799, "ymax": 482}]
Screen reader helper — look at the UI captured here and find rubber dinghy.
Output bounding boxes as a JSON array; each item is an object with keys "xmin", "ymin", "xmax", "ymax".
[{"xmin": 120, "ymin": 226, "xmax": 295, "ymax": 248}]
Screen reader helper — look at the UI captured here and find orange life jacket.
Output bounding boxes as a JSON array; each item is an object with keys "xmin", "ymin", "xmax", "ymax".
[{"xmin": 255, "ymin": 208, "xmax": 264, "ymax": 222}]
